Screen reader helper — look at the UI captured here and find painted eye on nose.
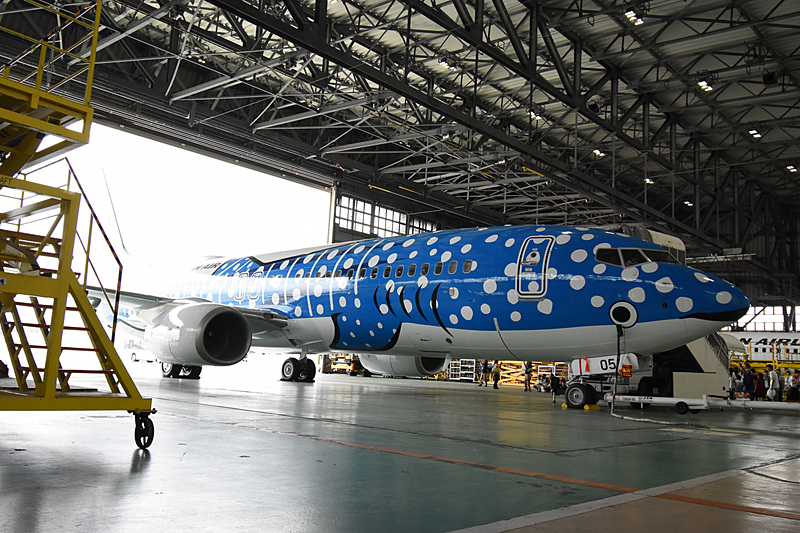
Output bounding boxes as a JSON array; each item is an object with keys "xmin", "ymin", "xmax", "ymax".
[{"xmin": 609, "ymin": 301, "xmax": 638, "ymax": 328}]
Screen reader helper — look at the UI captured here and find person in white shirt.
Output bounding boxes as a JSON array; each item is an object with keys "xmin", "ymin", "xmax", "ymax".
[{"xmin": 766, "ymin": 364, "xmax": 781, "ymax": 401}]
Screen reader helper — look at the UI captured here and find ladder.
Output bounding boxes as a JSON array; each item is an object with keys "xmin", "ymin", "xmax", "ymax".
[
  {"xmin": 0, "ymin": 170, "xmax": 155, "ymax": 448},
  {"xmin": 0, "ymin": 0, "xmax": 155, "ymax": 449}
]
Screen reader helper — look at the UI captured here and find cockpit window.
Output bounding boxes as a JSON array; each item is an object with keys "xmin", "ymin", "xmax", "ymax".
[
  {"xmin": 595, "ymin": 248, "xmax": 622, "ymax": 266},
  {"xmin": 596, "ymin": 247, "xmax": 679, "ymax": 267},
  {"xmin": 641, "ymin": 249, "xmax": 679, "ymax": 264},
  {"xmin": 620, "ymin": 249, "xmax": 648, "ymax": 267}
]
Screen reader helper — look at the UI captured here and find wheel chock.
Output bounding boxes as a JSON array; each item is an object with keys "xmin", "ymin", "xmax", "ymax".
[
  {"xmin": 561, "ymin": 403, "xmax": 568, "ymax": 409},
  {"xmin": 584, "ymin": 404, "xmax": 601, "ymax": 410}
]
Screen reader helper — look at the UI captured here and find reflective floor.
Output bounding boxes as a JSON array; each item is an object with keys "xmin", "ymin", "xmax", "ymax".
[{"xmin": 2, "ymin": 358, "xmax": 799, "ymax": 532}]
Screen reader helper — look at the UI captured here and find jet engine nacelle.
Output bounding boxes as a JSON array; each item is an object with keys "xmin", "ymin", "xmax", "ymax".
[
  {"xmin": 144, "ymin": 302, "xmax": 251, "ymax": 367},
  {"xmin": 358, "ymin": 354, "xmax": 451, "ymax": 377}
]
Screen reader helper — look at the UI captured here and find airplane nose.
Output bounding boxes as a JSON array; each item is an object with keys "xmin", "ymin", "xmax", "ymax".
[{"xmin": 680, "ymin": 270, "xmax": 750, "ymax": 323}]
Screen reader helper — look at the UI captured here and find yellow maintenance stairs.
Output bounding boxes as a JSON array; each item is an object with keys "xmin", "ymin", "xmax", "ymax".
[{"xmin": 0, "ymin": 0, "xmax": 155, "ymax": 448}]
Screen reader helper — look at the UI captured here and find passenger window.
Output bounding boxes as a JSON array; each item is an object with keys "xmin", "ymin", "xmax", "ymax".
[
  {"xmin": 347, "ymin": 269, "xmax": 354, "ymax": 280},
  {"xmin": 434, "ymin": 262, "xmax": 443, "ymax": 275},
  {"xmin": 408, "ymin": 264, "xmax": 417, "ymax": 277},
  {"xmin": 384, "ymin": 266, "xmax": 392, "ymax": 278},
  {"xmin": 463, "ymin": 260, "xmax": 473, "ymax": 273},
  {"xmin": 296, "ymin": 272, "xmax": 302, "ymax": 279},
  {"xmin": 359, "ymin": 268, "xmax": 367, "ymax": 280},
  {"xmin": 396, "ymin": 265, "xmax": 404, "ymax": 277},
  {"xmin": 370, "ymin": 268, "xmax": 378, "ymax": 279},
  {"xmin": 315, "ymin": 271, "xmax": 322, "ymax": 278},
  {"xmin": 595, "ymin": 248, "xmax": 622, "ymax": 266},
  {"xmin": 421, "ymin": 263, "xmax": 430, "ymax": 275},
  {"xmin": 448, "ymin": 261, "xmax": 458, "ymax": 274},
  {"xmin": 335, "ymin": 269, "xmax": 342, "ymax": 277}
]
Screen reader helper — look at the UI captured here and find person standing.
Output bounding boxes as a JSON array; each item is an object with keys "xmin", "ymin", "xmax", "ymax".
[
  {"xmin": 754, "ymin": 372, "xmax": 767, "ymax": 401},
  {"xmin": 492, "ymin": 360, "xmax": 501, "ymax": 389},
  {"xmin": 743, "ymin": 363, "xmax": 755, "ymax": 400},
  {"xmin": 767, "ymin": 364, "xmax": 780, "ymax": 401},
  {"xmin": 478, "ymin": 360, "xmax": 489, "ymax": 387},
  {"xmin": 787, "ymin": 370, "xmax": 800, "ymax": 401},
  {"xmin": 523, "ymin": 361, "xmax": 533, "ymax": 392}
]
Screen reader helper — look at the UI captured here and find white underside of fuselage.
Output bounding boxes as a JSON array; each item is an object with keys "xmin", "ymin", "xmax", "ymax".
[{"xmin": 251, "ymin": 314, "xmax": 730, "ymax": 361}]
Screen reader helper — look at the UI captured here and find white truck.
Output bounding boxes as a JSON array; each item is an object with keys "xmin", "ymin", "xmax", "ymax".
[{"xmin": 564, "ymin": 333, "xmax": 732, "ymax": 413}]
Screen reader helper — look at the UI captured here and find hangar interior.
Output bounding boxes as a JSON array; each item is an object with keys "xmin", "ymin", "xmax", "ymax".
[
  {"xmin": 1, "ymin": 0, "xmax": 799, "ymax": 316},
  {"xmin": 1, "ymin": 1, "xmax": 800, "ymax": 532}
]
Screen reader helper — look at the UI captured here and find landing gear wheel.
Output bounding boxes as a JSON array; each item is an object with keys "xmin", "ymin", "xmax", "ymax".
[
  {"xmin": 179, "ymin": 365, "xmax": 203, "ymax": 379},
  {"xmin": 675, "ymin": 401, "xmax": 690, "ymax": 415},
  {"xmin": 161, "ymin": 363, "xmax": 181, "ymax": 378},
  {"xmin": 281, "ymin": 357, "xmax": 301, "ymax": 381},
  {"xmin": 565, "ymin": 383, "xmax": 591, "ymax": 409},
  {"xmin": 134, "ymin": 413, "xmax": 154, "ymax": 449},
  {"xmin": 297, "ymin": 359, "xmax": 316, "ymax": 382}
]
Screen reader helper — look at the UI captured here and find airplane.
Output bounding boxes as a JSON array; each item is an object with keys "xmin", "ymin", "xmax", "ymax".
[
  {"xmin": 728, "ymin": 331, "xmax": 800, "ymax": 361},
  {"xmin": 92, "ymin": 224, "xmax": 750, "ymax": 383}
]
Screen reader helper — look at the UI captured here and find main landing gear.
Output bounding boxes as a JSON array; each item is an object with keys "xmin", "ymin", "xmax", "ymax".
[
  {"xmin": 161, "ymin": 363, "xmax": 203, "ymax": 379},
  {"xmin": 281, "ymin": 357, "xmax": 316, "ymax": 382}
]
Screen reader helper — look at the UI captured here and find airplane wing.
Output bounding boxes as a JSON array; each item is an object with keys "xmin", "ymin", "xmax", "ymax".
[{"xmin": 86, "ymin": 286, "xmax": 294, "ymax": 367}]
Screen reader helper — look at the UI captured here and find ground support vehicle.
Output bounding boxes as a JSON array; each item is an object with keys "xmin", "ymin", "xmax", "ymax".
[{"xmin": 564, "ymin": 334, "xmax": 732, "ymax": 411}]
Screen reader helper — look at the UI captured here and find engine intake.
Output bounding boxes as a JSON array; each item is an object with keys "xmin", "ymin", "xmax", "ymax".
[
  {"xmin": 358, "ymin": 354, "xmax": 450, "ymax": 377},
  {"xmin": 145, "ymin": 303, "xmax": 251, "ymax": 366}
]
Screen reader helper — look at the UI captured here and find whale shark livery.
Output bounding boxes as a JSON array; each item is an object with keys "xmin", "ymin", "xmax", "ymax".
[{"xmin": 99, "ymin": 225, "xmax": 749, "ymax": 381}]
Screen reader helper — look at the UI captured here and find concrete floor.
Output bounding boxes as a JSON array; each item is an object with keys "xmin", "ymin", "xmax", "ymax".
[{"xmin": 2, "ymin": 359, "xmax": 799, "ymax": 532}]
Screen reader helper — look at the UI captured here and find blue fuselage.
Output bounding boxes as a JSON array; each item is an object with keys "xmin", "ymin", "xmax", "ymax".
[{"xmin": 165, "ymin": 225, "xmax": 749, "ymax": 361}]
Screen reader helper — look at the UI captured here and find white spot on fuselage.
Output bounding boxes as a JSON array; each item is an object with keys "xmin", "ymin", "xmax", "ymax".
[
  {"xmin": 676, "ymin": 297, "xmax": 694, "ymax": 313},
  {"xmin": 628, "ymin": 287, "xmax": 646, "ymax": 303},
  {"xmin": 483, "ymin": 279, "xmax": 497, "ymax": 294},
  {"xmin": 622, "ymin": 268, "xmax": 639, "ymax": 282},
  {"xmin": 656, "ymin": 277, "xmax": 674, "ymax": 293},
  {"xmin": 538, "ymin": 300, "xmax": 553, "ymax": 314}
]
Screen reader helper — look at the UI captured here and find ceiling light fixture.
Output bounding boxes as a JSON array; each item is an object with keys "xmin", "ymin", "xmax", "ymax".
[
  {"xmin": 695, "ymin": 70, "xmax": 717, "ymax": 92},
  {"xmin": 624, "ymin": 2, "xmax": 648, "ymax": 25},
  {"xmin": 593, "ymin": 149, "xmax": 606, "ymax": 157},
  {"xmin": 788, "ymin": 165, "xmax": 798, "ymax": 173}
]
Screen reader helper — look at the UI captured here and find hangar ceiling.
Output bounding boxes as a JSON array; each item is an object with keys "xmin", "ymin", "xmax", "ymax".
[{"xmin": 1, "ymin": 0, "xmax": 799, "ymax": 305}]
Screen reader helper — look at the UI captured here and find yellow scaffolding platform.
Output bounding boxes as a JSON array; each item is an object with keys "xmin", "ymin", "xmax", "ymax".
[
  {"xmin": 0, "ymin": 1, "xmax": 155, "ymax": 448},
  {"xmin": 0, "ymin": 0, "xmax": 100, "ymax": 174}
]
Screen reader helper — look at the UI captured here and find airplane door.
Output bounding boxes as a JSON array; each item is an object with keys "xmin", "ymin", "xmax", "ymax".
[{"xmin": 516, "ymin": 236, "xmax": 555, "ymax": 298}]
